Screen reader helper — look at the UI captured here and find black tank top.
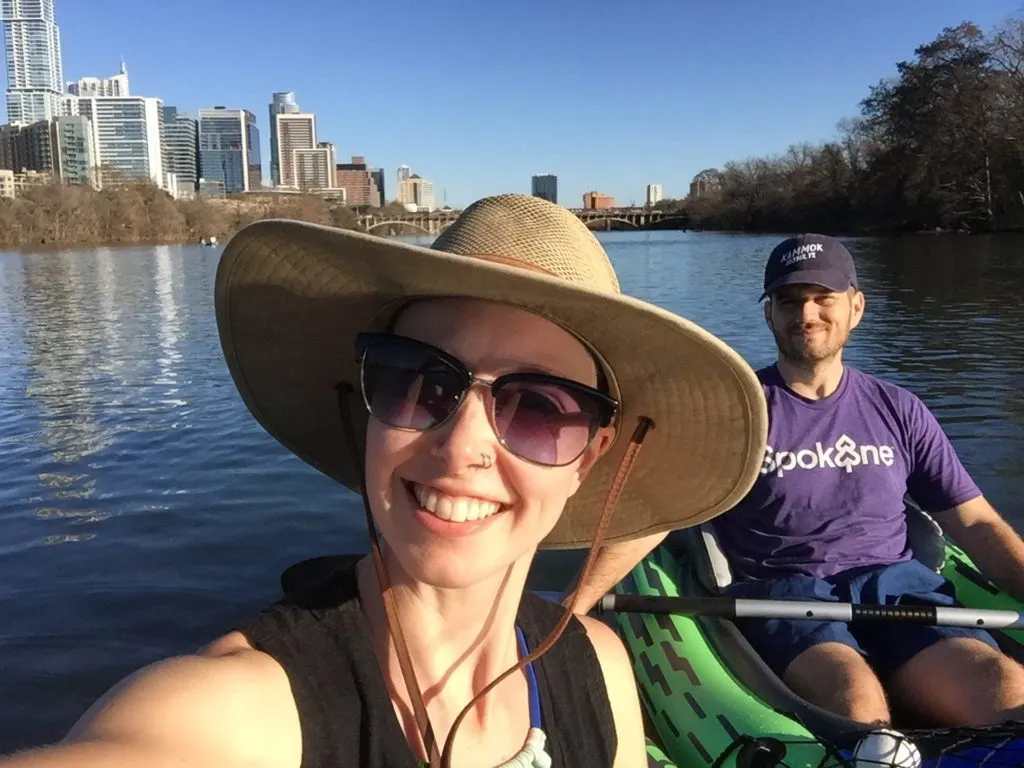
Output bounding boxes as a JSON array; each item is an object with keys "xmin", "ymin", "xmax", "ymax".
[{"xmin": 236, "ymin": 560, "xmax": 618, "ymax": 767}]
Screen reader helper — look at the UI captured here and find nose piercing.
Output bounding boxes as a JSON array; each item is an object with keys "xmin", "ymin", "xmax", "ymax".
[{"xmin": 480, "ymin": 451, "xmax": 494, "ymax": 469}]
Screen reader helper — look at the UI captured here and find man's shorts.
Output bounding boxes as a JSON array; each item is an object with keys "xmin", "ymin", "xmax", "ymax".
[{"xmin": 725, "ymin": 559, "xmax": 1000, "ymax": 680}]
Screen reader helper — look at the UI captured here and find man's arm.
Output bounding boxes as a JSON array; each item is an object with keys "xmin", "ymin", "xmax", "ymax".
[
  {"xmin": 566, "ymin": 531, "xmax": 668, "ymax": 615},
  {"xmin": 934, "ymin": 495, "xmax": 1024, "ymax": 602},
  {"xmin": 901, "ymin": 393, "xmax": 1024, "ymax": 599}
]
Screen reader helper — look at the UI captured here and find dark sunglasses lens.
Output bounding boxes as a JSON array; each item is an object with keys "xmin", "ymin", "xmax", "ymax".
[
  {"xmin": 361, "ymin": 342, "xmax": 465, "ymax": 430},
  {"xmin": 493, "ymin": 380, "xmax": 603, "ymax": 465}
]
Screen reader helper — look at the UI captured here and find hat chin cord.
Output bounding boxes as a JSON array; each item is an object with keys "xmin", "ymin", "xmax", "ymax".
[{"xmin": 336, "ymin": 382, "xmax": 654, "ymax": 768}]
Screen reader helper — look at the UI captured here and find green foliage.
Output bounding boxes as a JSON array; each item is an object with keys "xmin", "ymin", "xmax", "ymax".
[{"xmin": 687, "ymin": 18, "xmax": 1024, "ymax": 233}]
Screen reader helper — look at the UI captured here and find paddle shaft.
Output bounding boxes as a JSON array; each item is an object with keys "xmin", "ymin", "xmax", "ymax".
[{"xmin": 599, "ymin": 593, "xmax": 1024, "ymax": 629}]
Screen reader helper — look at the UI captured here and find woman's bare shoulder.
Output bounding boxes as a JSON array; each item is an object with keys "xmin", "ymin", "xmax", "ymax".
[{"xmin": 575, "ymin": 616, "xmax": 648, "ymax": 768}]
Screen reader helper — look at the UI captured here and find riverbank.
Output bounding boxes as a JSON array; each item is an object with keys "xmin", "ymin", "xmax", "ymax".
[
  {"xmin": 6, "ymin": 184, "xmax": 1020, "ymax": 254},
  {"xmin": 0, "ymin": 181, "xmax": 407, "ymax": 252}
]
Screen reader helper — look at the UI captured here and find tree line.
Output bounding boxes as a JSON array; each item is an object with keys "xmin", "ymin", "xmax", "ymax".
[
  {"xmin": 662, "ymin": 17, "xmax": 1024, "ymax": 234},
  {"xmin": 0, "ymin": 180, "xmax": 414, "ymax": 250}
]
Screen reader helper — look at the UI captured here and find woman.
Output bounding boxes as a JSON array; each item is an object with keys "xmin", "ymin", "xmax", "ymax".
[{"xmin": 2, "ymin": 195, "xmax": 767, "ymax": 767}]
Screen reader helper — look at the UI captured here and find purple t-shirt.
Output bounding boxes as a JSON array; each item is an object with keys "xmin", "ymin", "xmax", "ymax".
[{"xmin": 713, "ymin": 365, "xmax": 981, "ymax": 582}]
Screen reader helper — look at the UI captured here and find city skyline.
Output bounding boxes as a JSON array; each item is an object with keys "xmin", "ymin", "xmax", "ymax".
[
  {"xmin": 3, "ymin": 0, "xmax": 1024, "ymax": 207},
  {"xmin": 0, "ymin": 2, "xmax": 403, "ymax": 204}
]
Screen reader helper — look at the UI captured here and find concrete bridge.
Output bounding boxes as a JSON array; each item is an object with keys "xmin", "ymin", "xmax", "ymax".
[
  {"xmin": 357, "ymin": 210, "xmax": 461, "ymax": 236},
  {"xmin": 572, "ymin": 208, "xmax": 689, "ymax": 231},
  {"xmin": 356, "ymin": 207, "xmax": 688, "ymax": 236}
]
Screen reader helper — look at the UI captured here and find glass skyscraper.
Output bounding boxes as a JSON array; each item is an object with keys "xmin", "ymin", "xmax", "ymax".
[
  {"xmin": 531, "ymin": 174, "xmax": 558, "ymax": 204},
  {"xmin": 268, "ymin": 91, "xmax": 299, "ymax": 186},
  {"xmin": 1, "ymin": 0, "xmax": 64, "ymax": 124},
  {"xmin": 76, "ymin": 96, "xmax": 164, "ymax": 187},
  {"xmin": 161, "ymin": 106, "xmax": 198, "ymax": 191},
  {"xmin": 198, "ymin": 106, "xmax": 260, "ymax": 194}
]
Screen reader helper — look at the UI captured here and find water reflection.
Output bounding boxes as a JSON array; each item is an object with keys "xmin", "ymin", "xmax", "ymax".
[
  {"xmin": 94, "ymin": 248, "xmax": 121, "ymax": 361},
  {"xmin": 10, "ymin": 246, "xmax": 209, "ymax": 545},
  {"xmin": 153, "ymin": 245, "xmax": 185, "ymax": 402},
  {"xmin": 22, "ymin": 253, "xmax": 116, "ymax": 465}
]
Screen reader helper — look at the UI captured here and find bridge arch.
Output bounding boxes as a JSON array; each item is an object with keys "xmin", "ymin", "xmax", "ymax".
[
  {"xmin": 581, "ymin": 217, "xmax": 639, "ymax": 229},
  {"xmin": 362, "ymin": 219, "xmax": 432, "ymax": 234}
]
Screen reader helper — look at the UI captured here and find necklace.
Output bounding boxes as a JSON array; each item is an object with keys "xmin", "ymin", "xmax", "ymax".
[{"xmin": 418, "ymin": 626, "xmax": 551, "ymax": 768}]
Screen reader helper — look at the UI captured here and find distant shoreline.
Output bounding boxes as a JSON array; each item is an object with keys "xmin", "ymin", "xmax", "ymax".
[
  {"xmin": 0, "ymin": 181, "xmax": 411, "ymax": 252},
  {"xmin": 8, "ymin": 222, "xmax": 1023, "ymax": 256},
  {"xmin": 6, "ymin": 171, "xmax": 1024, "ymax": 254}
]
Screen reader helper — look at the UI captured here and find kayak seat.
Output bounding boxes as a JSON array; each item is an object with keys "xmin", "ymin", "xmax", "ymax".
[
  {"xmin": 672, "ymin": 528, "xmax": 883, "ymax": 742},
  {"xmin": 669, "ymin": 502, "xmax": 956, "ymax": 739}
]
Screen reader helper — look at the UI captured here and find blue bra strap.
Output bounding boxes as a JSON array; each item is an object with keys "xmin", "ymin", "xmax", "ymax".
[{"xmin": 514, "ymin": 625, "xmax": 542, "ymax": 729}]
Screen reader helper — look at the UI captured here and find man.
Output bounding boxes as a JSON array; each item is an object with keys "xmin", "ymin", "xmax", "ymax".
[{"xmin": 571, "ymin": 233, "xmax": 1024, "ymax": 726}]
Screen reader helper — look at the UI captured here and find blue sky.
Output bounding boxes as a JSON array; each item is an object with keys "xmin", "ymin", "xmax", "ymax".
[{"xmin": 10, "ymin": 0, "xmax": 1024, "ymax": 207}]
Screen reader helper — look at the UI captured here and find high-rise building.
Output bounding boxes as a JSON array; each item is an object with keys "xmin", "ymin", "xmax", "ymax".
[
  {"xmin": 416, "ymin": 177, "xmax": 435, "ymax": 211},
  {"xmin": 398, "ymin": 173, "xmax": 435, "ymax": 211},
  {"xmin": 336, "ymin": 155, "xmax": 381, "ymax": 207},
  {"xmin": 582, "ymin": 191, "xmax": 615, "ymax": 210},
  {"xmin": 275, "ymin": 111, "xmax": 315, "ymax": 189},
  {"xmin": 51, "ymin": 114, "xmax": 96, "ymax": 187},
  {"xmin": 371, "ymin": 167, "xmax": 385, "ymax": 205},
  {"xmin": 317, "ymin": 141, "xmax": 336, "ymax": 184},
  {"xmin": 395, "ymin": 164, "xmax": 410, "ymax": 191},
  {"xmin": 161, "ymin": 106, "xmax": 197, "ymax": 193},
  {"xmin": 67, "ymin": 60, "xmax": 129, "ymax": 98},
  {"xmin": 197, "ymin": 106, "xmax": 259, "ymax": 194},
  {"xmin": 294, "ymin": 146, "xmax": 333, "ymax": 190},
  {"xmin": 0, "ymin": 117, "xmax": 53, "ymax": 172},
  {"xmin": 268, "ymin": 91, "xmax": 299, "ymax": 186},
  {"xmin": 59, "ymin": 93, "xmax": 77, "ymax": 115},
  {"xmin": 76, "ymin": 96, "xmax": 164, "ymax": 188},
  {"xmin": 646, "ymin": 183, "xmax": 663, "ymax": 206},
  {"xmin": 1, "ymin": 0, "xmax": 64, "ymax": 124},
  {"xmin": 531, "ymin": 173, "xmax": 557, "ymax": 204},
  {"xmin": 246, "ymin": 113, "xmax": 261, "ymax": 189}
]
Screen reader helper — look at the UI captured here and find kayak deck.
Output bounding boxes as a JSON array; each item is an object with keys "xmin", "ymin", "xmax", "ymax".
[{"xmin": 611, "ymin": 505, "xmax": 1024, "ymax": 767}]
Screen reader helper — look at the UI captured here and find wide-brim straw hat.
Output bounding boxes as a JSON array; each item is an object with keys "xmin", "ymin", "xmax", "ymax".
[{"xmin": 215, "ymin": 194, "xmax": 768, "ymax": 549}]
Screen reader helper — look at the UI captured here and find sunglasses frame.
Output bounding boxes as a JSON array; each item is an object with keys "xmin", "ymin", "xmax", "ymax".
[{"xmin": 354, "ymin": 332, "xmax": 619, "ymax": 466}]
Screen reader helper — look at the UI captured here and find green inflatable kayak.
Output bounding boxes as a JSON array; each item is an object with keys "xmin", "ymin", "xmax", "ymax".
[{"xmin": 609, "ymin": 504, "xmax": 1024, "ymax": 767}]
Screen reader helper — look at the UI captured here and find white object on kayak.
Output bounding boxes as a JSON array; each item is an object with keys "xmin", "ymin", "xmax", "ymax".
[
  {"xmin": 492, "ymin": 728, "xmax": 551, "ymax": 768},
  {"xmin": 852, "ymin": 728, "xmax": 921, "ymax": 768}
]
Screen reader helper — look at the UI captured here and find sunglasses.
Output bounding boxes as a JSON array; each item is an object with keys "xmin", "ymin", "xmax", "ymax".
[{"xmin": 354, "ymin": 332, "xmax": 618, "ymax": 467}]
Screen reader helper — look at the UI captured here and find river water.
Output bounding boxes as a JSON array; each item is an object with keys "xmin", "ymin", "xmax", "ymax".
[{"xmin": 1, "ymin": 231, "xmax": 1022, "ymax": 752}]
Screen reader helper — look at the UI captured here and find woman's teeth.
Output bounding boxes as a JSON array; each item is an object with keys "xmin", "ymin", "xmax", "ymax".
[{"xmin": 412, "ymin": 483, "xmax": 502, "ymax": 522}]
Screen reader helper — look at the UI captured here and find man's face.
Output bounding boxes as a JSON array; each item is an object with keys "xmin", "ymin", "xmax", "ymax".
[{"xmin": 764, "ymin": 283, "xmax": 864, "ymax": 364}]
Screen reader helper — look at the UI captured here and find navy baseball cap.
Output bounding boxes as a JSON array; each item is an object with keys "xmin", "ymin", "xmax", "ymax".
[{"xmin": 760, "ymin": 233, "xmax": 858, "ymax": 300}]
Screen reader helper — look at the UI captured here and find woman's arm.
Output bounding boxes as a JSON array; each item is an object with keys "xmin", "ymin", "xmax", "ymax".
[{"xmin": 0, "ymin": 633, "xmax": 300, "ymax": 768}]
